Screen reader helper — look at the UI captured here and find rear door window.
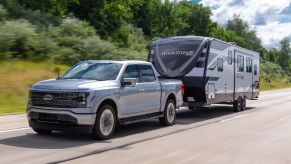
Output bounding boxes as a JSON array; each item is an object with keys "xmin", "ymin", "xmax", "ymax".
[
  {"xmin": 122, "ymin": 65, "xmax": 140, "ymax": 83},
  {"xmin": 138, "ymin": 65, "xmax": 156, "ymax": 82}
]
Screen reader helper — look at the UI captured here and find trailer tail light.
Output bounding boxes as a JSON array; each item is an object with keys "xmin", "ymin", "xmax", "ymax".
[{"xmin": 180, "ymin": 84, "xmax": 184, "ymax": 96}]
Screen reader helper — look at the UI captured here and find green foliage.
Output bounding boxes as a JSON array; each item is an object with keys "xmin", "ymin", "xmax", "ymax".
[
  {"xmin": 227, "ymin": 14, "xmax": 249, "ymax": 37},
  {"xmin": 0, "ymin": 19, "xmax": 37, "ymax": 59},
  {"xmin": 266, "ymin": 48, "xmax": 280, "ymax": 63},
  {"xmin": 176, "ymin": 1, "xmax": 214, "ymax": 36},
  {"xmin": 17, "ymin": 0, "xmax": 79, "ymax": 16},
  {"xmin": 225, "ymin": 15, "xmax": 263, "ymax": 52},
  {"xmin": 48, "ymin": 18, "xmax": 116, "ymax": 65},
  {"xmin": 278, "ymin": 37, "xmax": 291, "ymax": 70},
  {"xmin": 68, "ymin": 0, "xmax": 132, "ymax": 38},
  {"xmin": 110, "ymin": 23, "xmax": 148, "ymax": 49},
  {"xmin": 0, "ymin": 4, "xmax": 7, "ymax": 21},
  {"xmin": 6, "ymin": 3, "xmax": 61, "ymax": 28},
  {"xmin": 260, "ymin": 61, "xmax": 291, "ymax": 90}
]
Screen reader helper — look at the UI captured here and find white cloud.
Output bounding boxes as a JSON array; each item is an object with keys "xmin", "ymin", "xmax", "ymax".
[
  {"xmin": 257, "ymin": 22, "xmax": 291, "ymax": 48},
  {"xmin": 200, "ymin": 0, "xmax": 291, "ymax": 48}
]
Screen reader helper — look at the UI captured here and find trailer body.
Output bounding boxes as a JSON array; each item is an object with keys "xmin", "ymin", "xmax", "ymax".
[{"xmin": 148, "ymin": 36, "xmax": 259, "ymax": 109}]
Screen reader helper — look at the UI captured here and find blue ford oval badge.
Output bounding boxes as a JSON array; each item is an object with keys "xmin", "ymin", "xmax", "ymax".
[{"xmin": 43, "ymin": 94, "xmax": 53, "ymax": 101}]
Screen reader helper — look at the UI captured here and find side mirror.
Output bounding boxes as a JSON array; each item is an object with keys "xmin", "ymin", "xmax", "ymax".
[{"xmin": 121, "ymin": 78, "xmax": 137, "ymax": 87}]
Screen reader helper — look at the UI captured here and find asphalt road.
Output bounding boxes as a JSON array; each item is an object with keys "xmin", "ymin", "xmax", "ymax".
[{"xmin": 1, "ymin": 89, "xmax": 291, "ymax": 164}]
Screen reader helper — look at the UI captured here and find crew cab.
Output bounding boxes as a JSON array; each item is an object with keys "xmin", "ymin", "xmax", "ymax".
[{"xmin": 27, "ymin": 60, "xmax": 183, "ymax": 140}]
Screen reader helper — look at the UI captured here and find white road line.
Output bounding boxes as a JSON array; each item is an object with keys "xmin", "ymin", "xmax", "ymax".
[
  {"xmin": 0, "ymin": 127, "xmax": 30, "ymax": 133},
  {"xmin": 220, "ymin": 114, "xmax": 248, "ymax": 122}
]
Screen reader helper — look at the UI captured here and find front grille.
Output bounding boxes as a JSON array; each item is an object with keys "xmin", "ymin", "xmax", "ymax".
[
  {"xmin": 29, "ymin": 111, "xmax": 78, "ymax": 125},
  {"xmin": 30, "ymin": 91, "xmax": 79, "ymax": 108}
]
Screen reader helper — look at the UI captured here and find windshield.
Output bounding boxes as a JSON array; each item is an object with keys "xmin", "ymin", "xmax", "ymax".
[{"xmin": 61, "ymin": 62, "xmax": 122, "ymax": 81}]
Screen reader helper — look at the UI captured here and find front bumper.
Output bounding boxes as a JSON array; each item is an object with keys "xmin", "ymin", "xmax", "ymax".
[
  {"xmin": 27, "ymin": 107, "xmax": 96, "ymax": 134},
  {"xmin": 28, "ymin": 120, "xmax": 94, "ymax": 134}
]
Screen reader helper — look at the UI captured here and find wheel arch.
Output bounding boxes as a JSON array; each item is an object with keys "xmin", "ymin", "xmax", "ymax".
[
  {"xmin": 160, "ymin": 92, "xmax": 177, "ymax": 112},
  {"xmin": 98, "ymin": 99, "xmax": 118, "ymax": 118},
  {"xmin": 166, "ymin": 93, "xmax": 177, "ymax": 107}
]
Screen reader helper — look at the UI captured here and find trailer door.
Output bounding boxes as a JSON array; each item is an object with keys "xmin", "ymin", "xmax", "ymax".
[{"xmin": 234, "ymin": 50, "xmax": 254, "ymax": 100}]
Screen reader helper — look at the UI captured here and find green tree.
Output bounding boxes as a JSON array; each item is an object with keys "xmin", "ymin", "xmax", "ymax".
[
  {"xmin": 176, "ymin": 0, "xmax": 214, "ymax": 36},
  {"xmin": 267, "ymin": 48, "xmax": 280, "ymax": 63},
  {"xmin": 0, "ymin": 19, "xmax": 37, "ymax": 59},
  {"xmin": 17, "ymin": 0, "xmax": 79, "ymax": 16},
  {"xmin": 68, "ymin": 0, "xmax": 132, "ymax": 39},
  {"xmin": 278, "ymin": 37, "xmax": 291, "ymax": 70},
  {"xmin": 226, "ymin": 14, "xmax": 249, "ymax": 37},
  {"xmin": 0, "ymin": 4, "xmax": 7, "ymax": 21}
]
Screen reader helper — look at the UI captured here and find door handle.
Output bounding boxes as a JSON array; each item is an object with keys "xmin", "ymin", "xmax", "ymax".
[{"xmin": 139, "ymin": 89, "xmax": 145, "ymax": 92}]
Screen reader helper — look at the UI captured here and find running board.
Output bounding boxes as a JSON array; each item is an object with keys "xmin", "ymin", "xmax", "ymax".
[{"xmin": 118, "ymin": 112, "xmax": 163, "ymax": 125}]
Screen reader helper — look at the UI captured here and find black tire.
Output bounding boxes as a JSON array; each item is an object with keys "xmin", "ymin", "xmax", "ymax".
[
  {"xmin": 33, "ymin": 128, "xmax": 52, "ymax": 134},
  {"xmin": 188, "ymin": 106, "xmax": 195, "ymax": 110},
  {"xmin": 92, "ymin": 104, "xmax": 116, "ymax": 140},
  {"xmin": 233, "ymin": 97, "xmax": 242, "ymax": 112},
  {"xmin": 159, "ymin": 99, "xmax": 176, "ymax": 126},
  {"xmin": 241, "ymin": 97, "xmax": 246, "ymax": 111}
]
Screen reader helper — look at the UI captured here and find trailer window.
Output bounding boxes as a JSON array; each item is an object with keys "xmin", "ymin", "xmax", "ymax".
[
  {"xmin": 246, "ymin": 57, "xmax": 252, "ymax": 73},
  {"xmin": 254, "ymin": 64, "xmax": 257, "ymax": 75},
  {"xmin": 237, "ymin": 55, "xmax": 244, "ymax": 72},
  {"xmin": 228, "ymin": 50, "xmax": 232, "ymax": 65},
  {"xmin": 217, "ymin": 58, "xmax": 223, "ymax": 72}
]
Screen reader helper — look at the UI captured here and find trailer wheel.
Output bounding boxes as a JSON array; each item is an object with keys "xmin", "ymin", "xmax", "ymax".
[
  {"xmin": 233, "ymin": 97, "xmax": 242, "ymax": 112},
  {"xmin": 241, "ymin": 97, "xmax": 246, "ymax": 111},
  {"xmin": 159, "ymin": 99, "xmax": 176, "ymax": 126},
  {"xmin": 92, "ymin": 104, "xmax": 116, "ymax": 140}
]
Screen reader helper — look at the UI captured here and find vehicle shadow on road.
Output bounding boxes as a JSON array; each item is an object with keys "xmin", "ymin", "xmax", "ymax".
[
  {"xmin": 0, "ymin": 132, "xmax": 111, "ymax": 149},
  {"xmin": 113, "ymin": 105, "xmax": 256, "ymax": 138},
  {"xmin": 175, "ymin": 105, "xmax": 255, "ymax": 124},
  {"xmin": 0, "ymin": 105, "xmax": 255, "ymax": 149}
]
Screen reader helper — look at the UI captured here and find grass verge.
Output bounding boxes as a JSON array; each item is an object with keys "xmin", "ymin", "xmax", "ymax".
[{"xmin": 0, "ymin": 60, "xmax": 69, "ymax": 115}]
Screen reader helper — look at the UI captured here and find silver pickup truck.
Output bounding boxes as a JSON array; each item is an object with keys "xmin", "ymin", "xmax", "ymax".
[{"xmin": 27, "ymin": 60, "xmax": 183, "ymax": 140}]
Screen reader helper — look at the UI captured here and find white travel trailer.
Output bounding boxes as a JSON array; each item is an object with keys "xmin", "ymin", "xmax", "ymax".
[{"xmin": 148, "ymin": 36, "xmax": 260, "ymax": 112}]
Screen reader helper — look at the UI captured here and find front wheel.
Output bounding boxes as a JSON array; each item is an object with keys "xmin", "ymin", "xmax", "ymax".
[
  {"xmin": 33, "ymin": 128, "xmax": 52, "ymax": 134},
  {"xmin": 92, "ymin": 104, "xmax": 116, "ymax": 140},
  {"xmin": 159, "ymin": 99, "xmax": 176, "ymax": 126}
]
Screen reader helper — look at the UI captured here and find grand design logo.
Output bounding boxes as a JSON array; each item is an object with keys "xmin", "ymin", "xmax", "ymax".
[
  {"xmin": 43, "ymin": 94, "xmax": 53, "ymax": 101},
  {"xmin": 161, "ymin": 50, "xmax": 195, "ymax": 56}
]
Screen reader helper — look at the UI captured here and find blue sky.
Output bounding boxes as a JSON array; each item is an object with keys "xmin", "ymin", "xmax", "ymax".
[{"xmin": 188, "ymin": 0, "xmax": 291, "ymax": 48}]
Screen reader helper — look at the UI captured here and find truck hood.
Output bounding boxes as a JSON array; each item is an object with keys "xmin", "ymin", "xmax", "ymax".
[{"xmin": 31, "ymin": 79, "xmax": 119, "ymax": 91}]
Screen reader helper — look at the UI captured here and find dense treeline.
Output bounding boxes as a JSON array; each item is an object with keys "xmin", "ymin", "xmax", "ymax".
[{"xmin": 0, "ymin": 0, "xmax": 290, "ymax": 86}]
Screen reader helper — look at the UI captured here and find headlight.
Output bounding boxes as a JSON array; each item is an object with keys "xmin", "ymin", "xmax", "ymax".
[{"xmin": 77, "ymin": 92, "xmax": 89, "ymax": 108}]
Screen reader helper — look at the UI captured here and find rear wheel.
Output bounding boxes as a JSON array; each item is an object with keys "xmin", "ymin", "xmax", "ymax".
[
  {"xmin": 233, "ymin": 97, "xmax": 242, "ymax": 112},
  {"xmin": 92, "ymin": 104, "xmax": 116, "ymax": 140},
  {"xmin": 241, "ymin": 97, "xmax": 246, "ymax": 111},
  {"xmin": 159, "ymin": 99, "xmax": 176, "ymax": 126},
  {"xmin": 33, "ymin": 128, "xmax": 52, "ymax": 134}
]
